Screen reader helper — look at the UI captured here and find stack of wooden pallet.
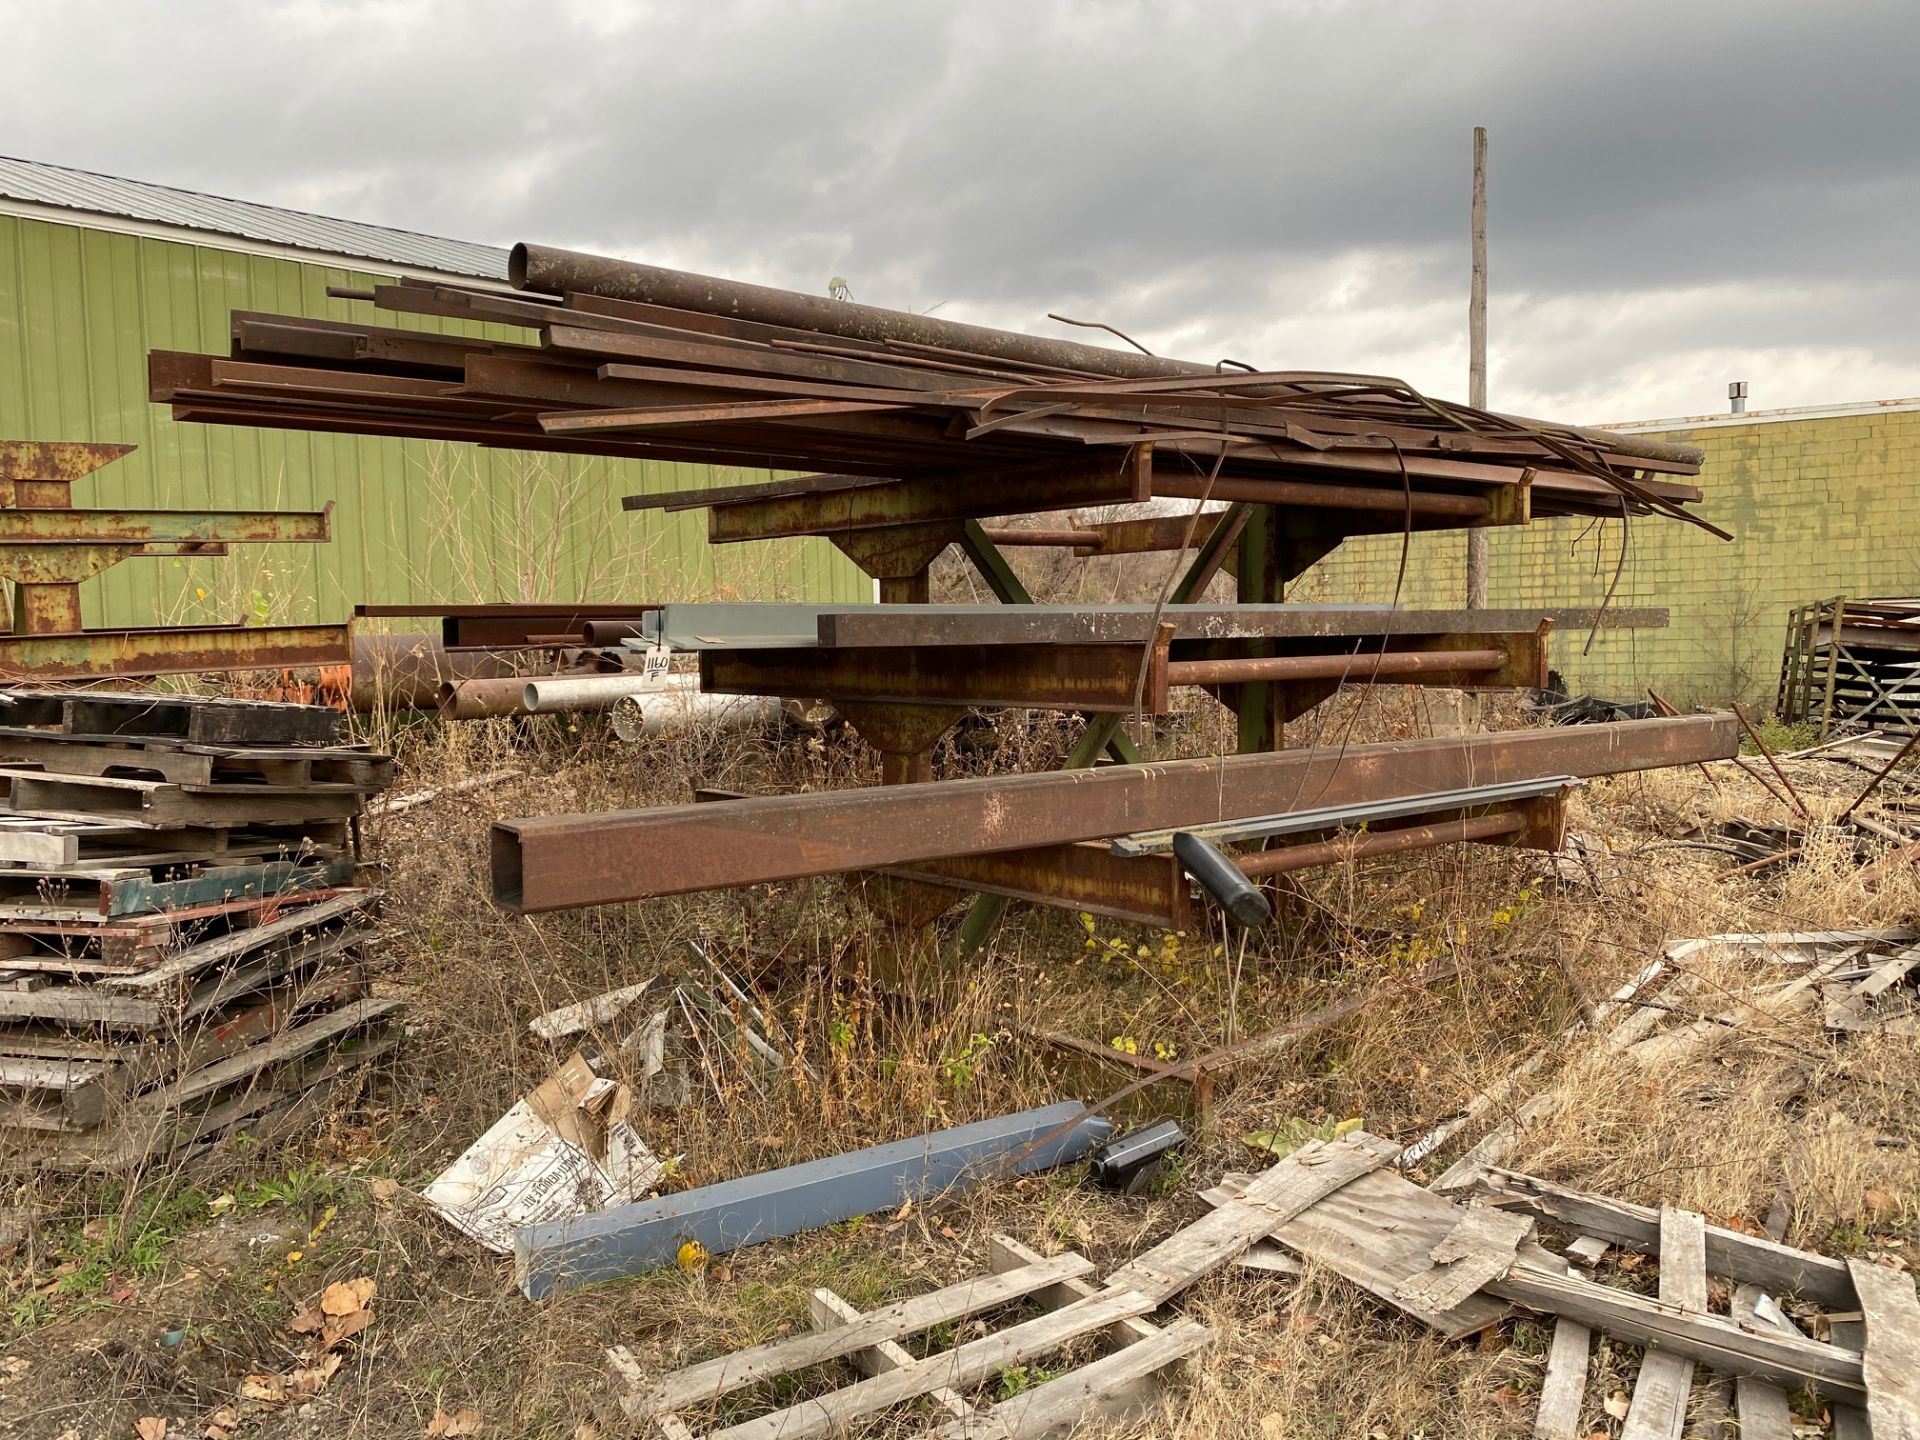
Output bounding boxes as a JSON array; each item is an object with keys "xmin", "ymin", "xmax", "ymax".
[{"xmin": 0, "ymin": 690, "xmax": 400, "ymax": 1169}]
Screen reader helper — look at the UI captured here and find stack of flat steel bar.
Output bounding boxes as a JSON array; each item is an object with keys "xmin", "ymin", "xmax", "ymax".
[
  {"xmin": 146, "ymin": 246, "xmax": 1714, "ymax": 548},
  {"xmin": 0, "ymin": 691, "xmax": 399, "ymax": 1169}
]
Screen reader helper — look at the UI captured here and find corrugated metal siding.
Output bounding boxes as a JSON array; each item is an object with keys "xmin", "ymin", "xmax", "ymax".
[
  {"xmin": 0, "ymin": 155, "xmax": 507, "ymax": 279},
  {"xmin": 0, "ymin": 212, "xmax": 867, "ymax": 628}
]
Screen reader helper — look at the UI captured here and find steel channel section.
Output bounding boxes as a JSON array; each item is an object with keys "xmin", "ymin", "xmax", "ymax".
[
  {"xmin": 878, "ymin": 843, "xmax": 1192, "ymax": 931},
  {"xmin": 1113, "ymin": 776, "xmax": 1580, "ymax": 854},
  {"xmin": 0, "ymin": 625, "xmax": 349, "ymax": 680},
  {"xmin": 703, "ymin": 447, "xmax": 1152, "ymax": 543},
  {"xmin": 0, "ymin": 442, "xmax": 136, "ymax": 484},
  {"xmin": 492, "ymin": 714, "xmax": 1739, "ymax": 912}
]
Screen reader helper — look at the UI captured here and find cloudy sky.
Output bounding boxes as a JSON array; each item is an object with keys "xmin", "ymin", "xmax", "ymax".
[{"xmin": 4, "ymin": 0, "xmax": 1916, "ymax": 423}]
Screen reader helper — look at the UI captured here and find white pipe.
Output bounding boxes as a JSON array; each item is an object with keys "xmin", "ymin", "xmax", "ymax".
[
  {"xmin": 521, "ymin": 673, "xmax": 667, "ymax": 714},
  {"xmin": 609, "ymin": 689, "xmax": 782, "ymax": 741}
]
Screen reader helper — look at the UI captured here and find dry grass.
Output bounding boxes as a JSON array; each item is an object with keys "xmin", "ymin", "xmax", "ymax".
[{"xmin": 2, "ymin": 704, "xmax": 1916, "ymax": 1439}]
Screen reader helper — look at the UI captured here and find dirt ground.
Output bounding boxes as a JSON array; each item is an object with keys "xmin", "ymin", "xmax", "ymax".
[{"xmin": 2, "ymin": 700, "xmax": 1915, "ymax": 1440}]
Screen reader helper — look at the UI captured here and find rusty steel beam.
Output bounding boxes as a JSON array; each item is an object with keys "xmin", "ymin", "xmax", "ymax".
[
  {"xmin": 0, "ymin": 624, "xmax": 349, "ymax": 681},
  {"xmin": 699, "ymin": 446, "xmax": 1153, "ymax": 543},
  {"xmin": 0, "ymin": 506, "xmax": 332, "ymax": 546},
  {"xmin": 492, "ymin": 714, "xmax": 1740, "ymax": 912},
  {"xmin": 1166, "ymin": 648, "xmax": 1507, "ymax": 687},
  {"xmin": 1153, "ymin": 472, "xmax": 1499, "ymax": 519},
  {"xmin": 879, "ymin": 843, "xmax": 1191, "ymax": 931},
  {"xmin": 699, "ymin": 640, "xmax": 1172, "ymax": 713},
  {"xmin": 0, "ymin": 442, "xmax": 136, "ymax": 485}
]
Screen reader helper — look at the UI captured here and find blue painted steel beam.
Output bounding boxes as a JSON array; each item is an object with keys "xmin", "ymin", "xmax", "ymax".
[{"xmin": 514, "ymin": 1101, "xmax": 1112, "ymax": 1299}]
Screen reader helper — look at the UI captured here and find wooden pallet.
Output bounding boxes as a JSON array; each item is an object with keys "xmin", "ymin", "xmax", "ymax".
[
  {"xmin": 0, "ymin": 689, "xmax": 345, "ymax": 745},
  {"xmin": 0, "ymin": 960, "xmax": 372, "ymax": 1129},
  {"xmin": 0, "ymin": 815, "xmax": 352, "ymax": 869},
  {"xmin": 0, "ymin": 853, "xmax": 355, "ymax": 922},
  {"xmin": 606, "ymin": 1236, "xmax": 1207, "ymax": 1440},
  {"xmin": 0, "ymin": 769, "xmax": 368, "ymax": 827},
  {"xmin": 0, "ymin": 883, "xmax": 367, "ymax": 971},
  {"xmin": 0, "ymin": 729, "xmax": 391, "ymax": 788},
  {"xmin": 0, "ymin": 993, "xmax": 403, "ymax": 1170}
]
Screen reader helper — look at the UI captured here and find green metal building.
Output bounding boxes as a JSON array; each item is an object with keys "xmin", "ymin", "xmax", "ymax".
[{"xmin": 0, "ymin": 156, "xmax": 864, "ymax": 632}]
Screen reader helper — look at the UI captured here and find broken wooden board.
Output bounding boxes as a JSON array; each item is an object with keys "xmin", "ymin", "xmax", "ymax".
[
  {"xmin": 0, "ymin": 769, "xmax": 365, "ymax": 828},
  {"xmin": 1846, "ymin": 1257, "xmax": 1920, "ymax": 1440},
  {"xmin": 1205, "ymin": 1160, "xmax": 1551, "ymax": 1339},
  {"xmin": 1730, "ymin": 1284, "xmax": 1794, "ymax": 1440},
  {"xmin": 1104, "ymin": 1133, "xmax": 1388, "ymax": 1304},
  {"xmin": 1393, "ymin": 1206, "xmax": 1536, "ymax": 1314}
]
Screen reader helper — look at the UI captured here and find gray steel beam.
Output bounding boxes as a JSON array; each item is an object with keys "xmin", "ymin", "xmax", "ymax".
[{"xmin": 513, "ymin": 1101, "xmax": 1112, "ymax": 1299}]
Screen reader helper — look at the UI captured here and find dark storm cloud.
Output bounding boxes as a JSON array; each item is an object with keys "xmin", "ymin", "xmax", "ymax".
[{"xmin": 3, "ymin": 0, "xmax": 1917, "ymax": 418}]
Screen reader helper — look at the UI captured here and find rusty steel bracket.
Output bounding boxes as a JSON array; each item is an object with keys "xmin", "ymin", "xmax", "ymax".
[{"xmin": 706, "ymin": 446, "xmax": 1153, "ymax": 544}]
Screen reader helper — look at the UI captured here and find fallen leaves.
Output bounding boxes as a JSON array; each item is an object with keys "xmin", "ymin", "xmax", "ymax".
[
  {"xmin": 288, "ymin": 1274, "xmax": 379, "ymax": 1348},
  {"xmin": 135, "ymin": 1419, "xmax": 168, "ymax": 1440},
  {"xmin": 370, "ymin": 1177, "xmax": 399, "ymax": 1205},
  {"xmin": 1603, "ymin": 1389, "xmax": 1631, "ymax": 1420},
  {"xmin": 425, "ymin": 1409, "xmax": 483, "ymax": 1436},
  {"xmin": 202, "ymin": 1405, "xmax": 240, "ymax": 1440}
]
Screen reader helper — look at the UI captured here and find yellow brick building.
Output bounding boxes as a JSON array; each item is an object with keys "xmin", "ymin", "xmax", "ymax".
[{"xmin": 1298, "ymin": 399, "xmax": 1920, "ymax": 707}]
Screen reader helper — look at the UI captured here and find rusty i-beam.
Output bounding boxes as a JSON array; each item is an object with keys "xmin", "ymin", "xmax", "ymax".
[{"xmin": 492, "ymin": 713, "xmax": 1739, "ymax": 912}]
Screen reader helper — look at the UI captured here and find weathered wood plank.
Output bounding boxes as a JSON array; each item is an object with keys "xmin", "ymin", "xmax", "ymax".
[
  {"xmin": 1533, "ymin": 1317, "xmax": 1592, "ymax": 1440},
  {"xmin": 807, "ymin": 1286, "xmax": 973, "ymax": 1423},
  {"xmin": 1207, "ymin": 1164, "xmax": 1532, "ymax": 1339},
  {"xmin": 1479, "ymin": 1169, "xmax": 1854, "ymax": 1308},
  {"xmin": 1848, "ymin": 1257, "xmax": 1920, "ymax": 1440},
  {"xmin": 1488, "ymin": 1261, "xmax": 1864, "ymax": 1399},
  {"xmin": 703, "ymin": 1287, "xmax": 1155, "ymax": 1440},
  {"xmin": 986, "ymin": 1234, "xmax": 1160, "ymax": 1348},
  {"xmin": 1618, "ymin": 1208, "xmax": 1705, "ymax": 1440},
  {"xmin": 1105, "ymin": 1135, "xmax": 1387, "ymax": 1304},
  {"xmin": 1728, "ymin": 1285, "xmax": 1793, "ymax": 1440},
  {"xmin": 640, "ymin": 1252, "xmax": 1093, "ymax": 1411},
  {"xmin": 931, "ymin": 1317, "xmax": 1211, "ymax": 1440}
]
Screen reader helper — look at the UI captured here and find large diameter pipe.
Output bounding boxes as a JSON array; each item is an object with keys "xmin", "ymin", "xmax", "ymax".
[
  {"xmin": 440, "ymin": 676, "xmax": 540, "ymax": 720},
  {"xmin": 347, "ymin": 632, "xmax": 521, "ymax": 711},
  {"xmin": 509, "ymin": 243, "xmax": 1201, "ymax": 383},
  {"xmin": 1235, "ymin": 810, "xmax": 1526, "ymax": 879},
  {"xmin": 1154, "ymin": 473, "xmax": 1493, "ymax": 518},
  {"xmin": 522, "ymin": 674, "xmax": 664, "ymax": 714},
  {"xmin": 609, "ymin": 689, "xmax": 784, "ymax": 741},
  {"xmin": 1167, "ymin": 648, "xmax": 1507, "ymax": 687}
]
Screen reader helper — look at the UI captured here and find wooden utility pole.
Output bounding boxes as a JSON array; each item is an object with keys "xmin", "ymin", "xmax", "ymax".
[{"xmin": 1466, "ymin": 125, "xmax": 1489, "ymax": 608}]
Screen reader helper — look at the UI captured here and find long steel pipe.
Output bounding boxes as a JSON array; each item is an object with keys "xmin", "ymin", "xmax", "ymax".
[
  {"xmin": 522, "ymin": 674, "xmax": 662, "ymax": 713},
  {"xmin": 1153, "ymin": 473, "xmax": 1493, "ymax": 517},
  {"xmin": 344, "ymin": 632, "xmax": 521, "ymax": 711},
  {"xmin": 1166, "ymin": 648, "xmax": 1507, "ymax": 687},
  {"xmin": 1235, "ymin": 810, "xmax": 1526, "ymax": 878},
  {"xmin": 977, "ymin": 526, "xmax": 1103, "ymax": 548},
  {"xmin": 510, "ymin": 243, "xmax": 1203, "ymax": 382},
  {"xmin": 440, "ymin": 675, "xmax": 538, "ymax": 720}
]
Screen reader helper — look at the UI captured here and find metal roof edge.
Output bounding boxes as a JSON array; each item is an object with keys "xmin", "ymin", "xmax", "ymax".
[
  {"xmin": 0, "ymin": 195, "xmax": 515, "ymax": 291},
  {"xmin": 1602, "ymin": 397, "xmax": 1920, "ymax": 435}
]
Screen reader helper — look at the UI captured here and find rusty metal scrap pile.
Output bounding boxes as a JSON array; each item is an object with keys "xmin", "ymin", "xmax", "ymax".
[
  {"xmin": 148, "ymin": 243, "xmax": 1712, "ymax": 536},
  {"xmin": 145, "ymin": 243, "xmax": 1737, "ymax": 924}
]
